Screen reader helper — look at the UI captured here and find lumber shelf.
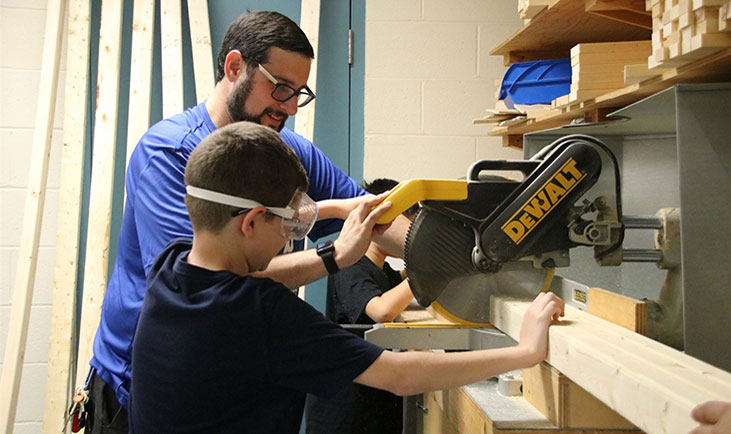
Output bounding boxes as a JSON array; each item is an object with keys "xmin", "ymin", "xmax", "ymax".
[
  {"xmin": 491, "ymin": 0, "xmax": 650, "ymax": 65},
  {"xmin": 489, "ymin": 45, "xmax": 731, "ymax": 138},
  {"xmin": 489, "ymin": 296, "xmax": 731, "ymax": 434}
]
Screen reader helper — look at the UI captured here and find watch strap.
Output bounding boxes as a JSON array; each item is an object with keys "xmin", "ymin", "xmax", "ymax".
[{"xmin": 317, "ymin": 241, "xmax": 339, "ymax": 274}]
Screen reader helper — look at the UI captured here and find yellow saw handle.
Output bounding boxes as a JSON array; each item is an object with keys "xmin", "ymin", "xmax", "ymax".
[{"xmin": 374, "ymin": 179, "xmax": 468, "ymax": 224}]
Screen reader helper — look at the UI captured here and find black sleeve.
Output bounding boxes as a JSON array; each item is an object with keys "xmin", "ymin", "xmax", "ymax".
[
  {"xmin": 382, "ymin": 262, "xmax": 404, "ymax": 289},
  {"xmin": 265, "ymin": 288, "xmax": 384, "ymax": 398},
  {"xmin": 331, "ymin": 261, "xmax": 384, "ymax": 324}
]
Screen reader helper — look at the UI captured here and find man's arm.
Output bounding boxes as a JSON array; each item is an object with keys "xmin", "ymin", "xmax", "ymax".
[
  {"xmin": 354, "ymin": 292, "xmax": 565, "ymax": 396},
  {"xmin": 364, "ymin": 279, "xmax": 413, "ymax": 323},
  {"xmin": 253, "ymin": 196, "xmax": 392, "ymax": 289},
  {"xmin": 318, "ymin": 196, "xmax": 409, "ymax": 259},
  {"xmin": 373, "ymin": 214, "xmax": 409, "ymax": 258}
]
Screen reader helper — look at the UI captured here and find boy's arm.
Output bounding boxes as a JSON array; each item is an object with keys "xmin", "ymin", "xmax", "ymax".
[
  {"xmin": 364, "ymin": 279, "xmax": 414, "ymax": 323},
  {"xmin": 253, "ymin": 196, "xmax": 392, "ymax": 289},
  {"xmin": 354, "ymin": 292, "xmax": 565, "ymax": 396}
]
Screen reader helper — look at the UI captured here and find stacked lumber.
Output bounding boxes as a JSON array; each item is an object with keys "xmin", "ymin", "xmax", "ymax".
[
  {"xmin": 647, "ymin": 0, "xmax": 731, "ymax": 69},
  {"xmin": 569, "ymin": 40, "xmax": 652, "ymax": 102}
]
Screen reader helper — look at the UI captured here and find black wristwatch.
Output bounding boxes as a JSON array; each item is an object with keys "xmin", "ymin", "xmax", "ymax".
[{"xmin": 316, "ymin": 240, "xmax": 339, "ymax": 274}]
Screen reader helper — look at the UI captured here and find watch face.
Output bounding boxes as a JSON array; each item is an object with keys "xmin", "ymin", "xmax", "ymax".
[{"xmin": 317, "ymin": 240, "xmax": 333, "ymax": 253}]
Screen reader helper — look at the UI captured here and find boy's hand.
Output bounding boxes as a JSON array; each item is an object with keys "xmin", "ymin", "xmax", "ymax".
[
  {"xmin": 689, "ymin": 401, "xmax": 731, "ymax": 434},
  {"xmin": 518, "ymin": 292, "xmax": 565, "ymax": 366},
  {"xmin": 333, "ymin": 193, "xmax": 392, "ymax": 269}
]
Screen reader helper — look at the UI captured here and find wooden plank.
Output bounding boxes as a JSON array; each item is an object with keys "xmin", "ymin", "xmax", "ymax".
[
  {"xmin": 523, "ymin": 362, "xmax": 636, "ymax": 428},
  {"xmin": 490, "ymin": 297, "xmax": 731, "ymax": 434},
  {"xmin": 624, "ymin": 62, "xmax": 666, "ymax": 82},
  {"xmin": 503, "ymin": 134, "xmax": 524, "ymax": 149},
  {"xmin": 161, "ymin": 0, "xmax": 184, "ymax": 117},
  {"xmin": 0, "ymin": 0, "xmax": 66, "ymax": 431},
  {"xmin": 605, "ymin": 8, "xmax": 650, "ymax": 26},
  {"xmin": 491, "ymin": 0, "xmax": 651, "ymax": 64},
  {"xmin": 293, "ymin": 0, "xmax": 321, "ymax": 144},
  {"xmin": 423, "ymin": 390, "xmax": 461, "ymax": 434},
  {"xmin": 506, "ymin": 49, "xmax": 568, "ymax": 65},
  {"xmin": 187, "ymin": 0, "xmax": 215, "ymax": 103},
  {"xmin": 294, "ymin": 0, "xmax": 320, "ymax": 301},
  {"xmin": 570, "ymin": 39, "xmax": 652, "ymax": 55},
  {"xmin": 126, "ymin": 0, "xmax": 155, "ymax": 167},
  {"xmin": 588, "ymin": 287, "xmax": 647, "ymax": 334},
  {"xmin": 41, "ymin": 0, "xmax": 92, "ymax": 432},
  {"xmin": 74, "ymin": 0, "xmax": 125, "ymax": 387}
]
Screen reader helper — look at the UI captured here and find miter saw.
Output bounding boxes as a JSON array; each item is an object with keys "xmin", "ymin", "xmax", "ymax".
[{"xmin": 375, "ymin": 134, "xmax": 680, "ymax": 338}]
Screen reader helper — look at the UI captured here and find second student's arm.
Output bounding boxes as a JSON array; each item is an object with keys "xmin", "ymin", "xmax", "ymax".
[
  {"xmin": 364, "ymin": 279, "xmax": 414, "ymax": 323},
  {"xmin": 355, "ymin": 292, "xmax": 565, "ymax": 396}
]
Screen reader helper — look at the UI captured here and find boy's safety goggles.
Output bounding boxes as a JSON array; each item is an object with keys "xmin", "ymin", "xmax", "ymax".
[{"xmin": 186, "ymin": 186, "xmax": 318, "ymax": 240}]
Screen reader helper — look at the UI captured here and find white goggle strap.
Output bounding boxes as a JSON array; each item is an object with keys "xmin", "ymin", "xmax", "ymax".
[{"xmin": 185, "ymin": 185, "xmax": 295, "ymax": 219}]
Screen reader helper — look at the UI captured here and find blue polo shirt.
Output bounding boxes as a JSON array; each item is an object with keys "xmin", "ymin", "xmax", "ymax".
[{"xmin": 90, "ymin": 102, "xmax": 364, "ymax": 408}]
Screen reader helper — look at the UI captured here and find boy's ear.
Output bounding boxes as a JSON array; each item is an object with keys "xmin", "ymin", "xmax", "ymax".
[
  {"xmin": 224, "ymin": 50, "xmax": 246, "ymax": 82},
  {"xmin": 239, "ymin": 206, "xmax": 267, "ymax": 238}
]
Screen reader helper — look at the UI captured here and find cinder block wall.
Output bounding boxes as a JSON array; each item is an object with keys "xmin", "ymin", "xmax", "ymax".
[
  {"xmin": 1, "ymin": 0, "xmax": 66, "ymax": 432},
  {"xmin": 364, "ymin": 0, "xmax": 523, "ymax": 181}
]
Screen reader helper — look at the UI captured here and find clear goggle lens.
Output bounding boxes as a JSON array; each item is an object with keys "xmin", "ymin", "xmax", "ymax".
[
  {"xmin": 279, "ymin": 190, "xmax": 317, "ymax": 240},
  {"xmin": 185, "ymin": 186, "xmax": 318, "ymax": 240}
]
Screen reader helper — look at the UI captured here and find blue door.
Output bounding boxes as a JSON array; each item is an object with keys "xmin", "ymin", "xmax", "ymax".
[{"xmin": 210, "ymin": 0, "xmax": 365, "ymax": 314}]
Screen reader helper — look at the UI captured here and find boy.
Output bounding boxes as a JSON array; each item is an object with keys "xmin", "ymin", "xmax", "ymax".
[
  {"xmin": 129, "ymin": 122, "xmax": 565, "ymax": 433},
  {"xmin": 306, "ymin": 178, "xmax": 418, "ymax": 434}
]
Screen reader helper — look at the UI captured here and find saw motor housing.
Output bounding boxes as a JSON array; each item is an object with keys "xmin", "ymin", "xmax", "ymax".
[{"xmin": 405, "ymin": 139, "xmax": 611, "ymax": 308}]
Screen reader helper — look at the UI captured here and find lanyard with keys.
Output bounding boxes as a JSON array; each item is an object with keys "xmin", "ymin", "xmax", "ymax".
[{"xmin": 63, "ymin": 367, "xmax": 95, "ymax": 432}]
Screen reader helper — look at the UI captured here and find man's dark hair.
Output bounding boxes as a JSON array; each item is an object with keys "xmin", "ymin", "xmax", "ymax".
[
  {"xmin": 362, "ymin": 178, "xmax": 419, "ymax": 217},
  {"xmin": 184, "ymin": 121, "xmax": 309, "ymax": 232},
  {"xmin": 215, "ymin": 11, "xmax": 315, "ymax": 82}
]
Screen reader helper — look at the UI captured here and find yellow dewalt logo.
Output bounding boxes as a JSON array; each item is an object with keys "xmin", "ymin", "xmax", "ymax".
[{"xmin": 501, "ymin": 158, "xmax": 586, "ymax": 244}]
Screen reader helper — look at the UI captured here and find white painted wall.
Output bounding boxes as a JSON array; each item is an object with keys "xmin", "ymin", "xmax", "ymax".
[
  {"xmin": 364, "ymin": 0, "xmax": 523, "ymax": 181},
  {"xmin": 1, "ymin": 0, "xmax": 67, "ymax": 432},
  {"xmin": 0, "ymin": 1, "xmax": 523, "ymax": 431}
]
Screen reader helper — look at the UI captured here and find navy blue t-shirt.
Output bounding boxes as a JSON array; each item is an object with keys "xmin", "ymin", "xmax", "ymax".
[{"xmin": 129, "ymin": 239, "xmax": 384, "ymax": 434}]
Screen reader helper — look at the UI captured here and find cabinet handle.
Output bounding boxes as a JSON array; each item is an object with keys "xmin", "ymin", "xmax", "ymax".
[{"xmin": 416, "ymin": 403, "xmax": 428, "ymax": 414}]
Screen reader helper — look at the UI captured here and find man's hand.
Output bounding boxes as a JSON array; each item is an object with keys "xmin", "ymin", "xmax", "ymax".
[
  {"xmin": 689, "ymin": 401, "xmax": 731, "ymax": 434},
  {"xmin": 518, "ymin": 292, "xmax": 565, "ymax": 366},
  {"xmin": 333, "ymin": 194, "xmax": 392, "ymax": 269}
]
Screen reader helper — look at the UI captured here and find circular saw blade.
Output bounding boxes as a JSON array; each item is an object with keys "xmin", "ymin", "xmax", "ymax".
[
  {"xmin": 430, "ymin": 262, "xmax": 549, "ymax": 323},
  {"xmin": 405, "ymin": 207, "xmax": 548, "ymax": 323}
]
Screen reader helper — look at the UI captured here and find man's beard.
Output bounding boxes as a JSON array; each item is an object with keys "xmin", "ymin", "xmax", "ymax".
[{"xmin": 227, "ymin": 76, "xmax": 289, "ymax": 132}]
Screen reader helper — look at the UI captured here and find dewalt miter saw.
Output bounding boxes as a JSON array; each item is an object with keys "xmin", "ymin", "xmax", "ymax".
[{"xmin": 376, "ymin": 134, "xmax": 626, "ymax": 324}]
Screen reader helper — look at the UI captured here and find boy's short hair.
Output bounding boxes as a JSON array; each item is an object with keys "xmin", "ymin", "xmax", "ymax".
[
  {"xmin": 216, "ymin": 11, "xmax": 315, "ymax": 83},
  {"xmin": 362, "ymin": 178, "xmax": 420, "ymax": 217},
  {"xmin": 184, "ymin": 122, "xmax": 309, "ymax": 232}
]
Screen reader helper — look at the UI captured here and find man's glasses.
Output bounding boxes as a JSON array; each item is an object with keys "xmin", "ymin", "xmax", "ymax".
[{"xmin": 258, "ymin": 64, "xmax": 316, "ymax": 108}]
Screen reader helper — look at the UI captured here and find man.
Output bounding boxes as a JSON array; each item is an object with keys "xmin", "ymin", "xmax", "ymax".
[{"xmin": 84, "ymin": 11, "xmax": 409, "ymax": 433}]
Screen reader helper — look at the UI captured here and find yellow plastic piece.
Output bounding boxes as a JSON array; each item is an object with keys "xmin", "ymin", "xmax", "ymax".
[{"xmin": 374, "ymin": 179, "xmax": 468, "ymax": 224}]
